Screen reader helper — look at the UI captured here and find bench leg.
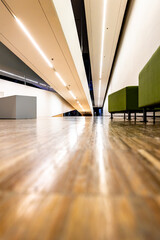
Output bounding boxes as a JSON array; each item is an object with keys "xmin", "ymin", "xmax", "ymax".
[
  {"xmin": 111, "ymin": 113, "xmax": 113, "ymax": 119},
  {"xmin": 143, "ymin": 108, "xmax": 147, "ymax": 123},
  {"xmin": 124, "ymin": 113, "xmax": 126, "ymax": 120},
  {"xmin": 128, "ymin": 112, "xmax": 131, "ymax": 120},
  {"xmin": 153, "ymin": 111, "xmax": 155, "ymax": 124},
  {"xmin": 134, "ymin": 112, "xmax": 136, "ymax": 121}
]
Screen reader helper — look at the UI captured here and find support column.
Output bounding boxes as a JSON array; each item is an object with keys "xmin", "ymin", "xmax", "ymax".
[{"xmin": 153, "ymin": 110, "xmax": 155, "ymax": 124}]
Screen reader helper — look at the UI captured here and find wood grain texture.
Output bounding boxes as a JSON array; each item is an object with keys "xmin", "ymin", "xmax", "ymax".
[{"xmin": 0, "ymin": 117, "xmax": 160, "ymax": 240}]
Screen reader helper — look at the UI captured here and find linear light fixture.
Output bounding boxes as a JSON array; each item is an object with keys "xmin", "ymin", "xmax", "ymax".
[
  {"xmin": 54, "ymin": 71, "xmax": 67, "ymax": 87},
  {"xmin": 79, "ymin": 103, "xmax": 84, "ymax": 111},
  {"xmin": 76, "ymin": 100, "xmax": 84, "ymax": 111},
  {"xmin": 69, "ymin": 90, "xmax": 85, "ymax": 110},
  {"xmin": 79, "ymin": 103, "xmax": 83, "ymax": 108},
  {"xmin": 99, "ymin": 0, "xmax": 107, "ymax": 79},
  {"xmin": 68, "ymin": 90, "xmax": 76, "ymax": 100},
  {"xmin": 14, "ymin": 16, "xmax": 53, "ymax": 68}
]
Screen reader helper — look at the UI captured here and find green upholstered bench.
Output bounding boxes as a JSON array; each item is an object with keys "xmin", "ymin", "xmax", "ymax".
[
  {"xmin": 108, "ymin": 86, "xmax": 140, "ymax": 120},
  {"xmin": 139, "ymin": 46, "xmax": 160, "ymax": 122}
]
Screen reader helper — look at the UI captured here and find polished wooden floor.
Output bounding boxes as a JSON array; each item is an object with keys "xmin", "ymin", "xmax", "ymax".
[{"xmin": 0, "ymin": 116, "xmax": 160, "ymax": 240}]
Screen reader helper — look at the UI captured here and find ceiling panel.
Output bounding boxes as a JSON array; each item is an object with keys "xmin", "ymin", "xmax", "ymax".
[{"xmin": 84, "ymin": 0, "xmax": 128, "ymax": 107}]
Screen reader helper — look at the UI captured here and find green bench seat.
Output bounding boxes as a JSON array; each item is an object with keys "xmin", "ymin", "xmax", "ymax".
[
  {"xmin": 108, "ymin": 86, "xmax": 140, "ymax": 119},
  {"xmin": 139, "ymin": 46, "xmax": 160, "ymax": 122}
]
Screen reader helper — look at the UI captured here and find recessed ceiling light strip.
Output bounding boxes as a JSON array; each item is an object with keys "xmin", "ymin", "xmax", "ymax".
[
  {"xmin": 79, "ymin": 103, "xmax": 84, "ymax": 111},
  {"xmin": 99, "ymin": 0, "xmax": 107, "ymax": 79},
  {"xmin": 68, "ymin": 90, "xmax": 76, "ymax": 100},
  {"xmin": 54, "ymin": 71, "xmax": 67, "ymax": 87},
  {"xmin": 14, "ymin": 16, "xmax": 53, "ymax": 68},
  {"xmin": 1, "ymin": 0, "xmax": 53, "ymax": 68}
]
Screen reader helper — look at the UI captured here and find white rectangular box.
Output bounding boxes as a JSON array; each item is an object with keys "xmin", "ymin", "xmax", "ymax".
[{"xmin": 0, "ymin": 95, "xmax": 37, "ymax": 119}]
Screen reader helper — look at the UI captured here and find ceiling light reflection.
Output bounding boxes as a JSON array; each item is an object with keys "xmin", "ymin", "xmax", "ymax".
[{"xmin": 96, "ymin": 123, "xmax": 107, "ymax": 194}]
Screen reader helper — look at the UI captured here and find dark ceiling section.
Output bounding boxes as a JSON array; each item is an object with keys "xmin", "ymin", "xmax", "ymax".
[
  {"xmin": 0, "ymin": 42, "xmax": 55, "ymax": 92},
  {"xmin": 71, "ymin": 0, "xmax": 88, "ymax": 53},
  {"xmin": 71, "ymin": 0, "xmax": 94, "ymax": 105}
]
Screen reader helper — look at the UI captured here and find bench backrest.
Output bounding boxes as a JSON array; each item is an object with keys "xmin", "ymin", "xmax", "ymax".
[{"xmin": 139, "ymin": 46, "xmax": 160, "ymax": 108}]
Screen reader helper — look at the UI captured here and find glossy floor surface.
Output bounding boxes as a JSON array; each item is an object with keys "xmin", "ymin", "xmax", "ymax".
[{"xmin": 0, "ymin": 116, "xmax": 160, "ymax": 240}]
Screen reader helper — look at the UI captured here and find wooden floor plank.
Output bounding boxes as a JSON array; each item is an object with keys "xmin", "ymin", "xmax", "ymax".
[{"xmin": 0, "ymin": 117, "xmax": 160, "ymax": 239}]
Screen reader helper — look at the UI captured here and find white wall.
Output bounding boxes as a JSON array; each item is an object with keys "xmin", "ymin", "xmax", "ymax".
[
  {"xmin": 0, "ymin": 79, "xmax": 74, "ymax": 117},
  {"xmin": 104, "ymin": 0, "xmax": 160, "ymax": 115}
]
